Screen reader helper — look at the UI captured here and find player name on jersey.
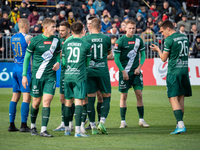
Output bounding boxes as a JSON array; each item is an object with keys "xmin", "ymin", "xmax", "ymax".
[
  {"xmin": 67, "ymin": 43, "xmax": 82, "ymax": 46},
  {"xmin": 91, "ymin": 38, "xmax": 103, "ymax": 42},
  {"xmin": 173, "ymin": 36, "xmax": 188, "ymax": 41}
]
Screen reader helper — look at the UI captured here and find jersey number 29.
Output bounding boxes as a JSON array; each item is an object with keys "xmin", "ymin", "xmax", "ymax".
[{"xmin": 67, "ymin": 47, "xmax": 80, "ymax": 63}]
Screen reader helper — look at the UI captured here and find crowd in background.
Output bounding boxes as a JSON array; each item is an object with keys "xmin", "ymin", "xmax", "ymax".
[{"xmin": 0, "ymin": 0, "xmax": 200, "ymax": 58}]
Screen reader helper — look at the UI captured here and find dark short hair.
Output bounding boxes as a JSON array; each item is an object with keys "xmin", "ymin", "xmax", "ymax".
[
  {"xmin": 33, "ymin": 8, "xmax": 38, "ymax": 12},
  {"xmin": 71, "ymin": 22, "xmax": 83, "ymax": 34},
  {"xmin": 88, "ymin": 16, "xmax": 96, "ymax": 21},
  {"xmin": 111, "ymin": 35, "xmax": 117, "ymax": 39},
  {"xmin": 60, "ymin": 21, "xmax": 70, "ymax": 29},
  {"xmin": 159, "ymin": 20, "xmax": 174, "ymax": 29}
]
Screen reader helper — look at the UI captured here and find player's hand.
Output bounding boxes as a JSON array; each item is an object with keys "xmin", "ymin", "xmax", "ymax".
[
  {"xmin": 52, "ymin": 62, "xmax": 60, "ymax": 71},
  {"xmin": 122, "ymin": 70, "xmax": 129, "ymax": 81},
  {"xmin": 82, "ymin": 28, "xmax": 86, "ymax": 37},
  {"xmin": 22, "ymin": 76, "xmax": 28, "ymax": 89},
  {"xmin": 150, "ymin": 44, "xmax": 159, "ymax": 52},
  {"xmin": 134, "ymin": 67, "xmax": 140, "ymax": 75}
]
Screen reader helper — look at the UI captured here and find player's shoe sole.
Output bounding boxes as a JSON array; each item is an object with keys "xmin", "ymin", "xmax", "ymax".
[
  {"xmin": 53, "ymin": 125, "xmax": 65, "ymax": 131},
  {"xmin": 31, "ymin": 128, "xmax": 38, "ymax": 135},
  {"xmin": 8, "ymin": 126, "xmax": 19, "ymax": 132},
  {"xmin": 170, "ymin": 127, "xmax": 186, "ymax": 134},
  {"xmin": 119, "ymin": 122, "xmax": 128, "ymax": 128},
  {"xmin": 97, "ymin": 123, "xmax": 108, "ymax": 134},
  {"xmin": 139, "ymin": 120, "xmax": 149, "ymax": 128},
  {"xmin": 40, "ymin": 131, "xmax": 53, "ymax": 137},
  {"xmin": 20, "ymin": 126, "xmax": 31, "ymax": 132},
  {"xmin": 74, "ymin": 133, "xmax": 89, "ymax": 137}
]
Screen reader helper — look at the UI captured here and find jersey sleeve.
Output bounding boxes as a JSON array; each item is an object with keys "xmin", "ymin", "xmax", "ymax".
[
  {"xmin": 114, "ymin": 39, "xmax": 123, "ymax": 53},
  {"xmin": 56, "ymin": 38, "xmax": 61, "ymax": 54},
  {"xmin": 164, "ymin": 38, "xmax": 171, "ymax": 52},
  {"xmin": 139, "ymin": 37, "xmax": 146, "ymax": 52},
  {"xmin": 26, "ymin": 38, "xmax": 35, "ymax": 53},
  {"xmin": 86, "ymin": 42, "xmax": 92, "ymax": 58}
]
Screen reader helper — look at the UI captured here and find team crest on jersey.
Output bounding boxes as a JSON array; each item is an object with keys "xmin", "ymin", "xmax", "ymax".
[
  {"xmin": 114, "ymin": 43, "xmax": 118, "ymax": 49},
  {"xmin": 44, "ymin": 41, "xmax": 52, "ymax": 44},
  {"xmin": 128, "ymin": 41, "xmax": 135, "ymax": 44}
]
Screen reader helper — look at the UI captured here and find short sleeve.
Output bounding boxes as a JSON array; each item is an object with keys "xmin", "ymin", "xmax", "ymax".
[
  {"xmin": 164, "ymin": 38, "xmax": 171, "ymax": 52},
  {"xmin": 26, "ymin": 38, "xmax": 35, "ymax": 53},
  {"xmin": 114, "ymin": 39, "xmax": 123, "ymax": 53},
  {"xmin": 139, "ymin": 37, "xmax": 145, "ymax": 51}
]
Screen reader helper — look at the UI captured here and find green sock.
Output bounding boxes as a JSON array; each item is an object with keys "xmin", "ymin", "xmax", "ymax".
[
  {"xmin": 81, "ymin": 104, "xmax": 87, "ymax": 122},
  {"xmin": 137, "ymin": 106, "xmax": 144, "ymax": 119},
  {"xmin": 101, "ymin": 97, "xmax": 110, "ymax": 118},
  {"xmin": 69, "ymin": 103, "xmax": 75, "ymax": 122},
  {"xmin": 61, "ymin": 103, "xmax": 65, "ymax": 122},
  {"xmin": 63, "ymin": 106, "xmax": 71, "ymax": 126},
  {"xmin": 173, "ymin": 109, "xmax": 183, "ymax": 122},
  {"xmin": 75, "ymin": 105, "xmax": 82, "ymax": 126},
  {"xmin": 97, "ymin": 102, "xmax": 102, "ymax": 122},
  {"xmin": 87, "ymin": 97, "xmax": 96, "ymax": 122},
  {"xmin": 120, "ymin": 107, "xmax": 127, "ymax": 120},
  {"xmin": 41, "ymin": 107, "xmax": 50, "ymax": 126},
  {"xmin": 30, "ymin": 105, "xmax": 39, "ymax": 124}
]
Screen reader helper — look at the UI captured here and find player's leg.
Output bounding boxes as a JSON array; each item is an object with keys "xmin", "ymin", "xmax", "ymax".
[
  {"xmin": 8, "ymin": 92, "xmax": 21, "ymax": 132},
  {"xmin": 69, "ymin": 98, "xmax": 75, "ymax": 131},
  {"xmin": 81, "ymin": 97, "xmax": 88, "ymax": 133},
  {"xmin": 119, "ymin": 92, "xmax": 128, "ymax": 128},
  {"xmin": 96, "ymin": 90, "xmax": 103, "ymax": 125},
  {"xmin": 169, "ymin": 96, "xmax": 186, "ymax": 134},
  {"xmin": 134, "ymin": 88, "xmax": 149, "ymax": 128},
  {"xmin": 53, "ymin": 93, "xmax": 65, "ymax": 131},
  {"xmin": 20, "ymin": 72, "xmax": 32, "ymax": 132},
  {"xmin": 178, "ymin": 95, "xmax": 185, "ymax": 120},
  {"xmin": 20, "ymin": 92, "xmax": 31, "ymax": 132}
]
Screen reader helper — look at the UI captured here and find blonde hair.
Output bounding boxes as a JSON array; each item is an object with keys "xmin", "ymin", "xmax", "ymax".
[
  {"xmin": 91, "ymin": 18, "xmax": 101, "ymax": 30},
  {"xmin": 42, "ymin": 18, "xmax": 56, "ymax": 28},
  {"xmin": 18, "ymin": 18, "xmax": 30, "ymax": 29},
  {"xmin": 68, "ymin": 12, "xmax": 73, "ymax": 17}
]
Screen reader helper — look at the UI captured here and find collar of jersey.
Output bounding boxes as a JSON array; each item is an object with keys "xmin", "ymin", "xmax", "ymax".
[
  {"xmin": 42, "ymin": 34, "xmax": 52, "ymax": 39},
  {"xmin": 125, "ymin": 35, "xmax": 134, "ymax": 39}
]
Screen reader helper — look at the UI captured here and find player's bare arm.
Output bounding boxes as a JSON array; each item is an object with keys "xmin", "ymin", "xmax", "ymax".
[
  {"xmin": 22, "ymin": 76, "xmax": 28, "ymax": 89},
  {"xmin": 107, "ymin": 50, "xmax": 114, "ymax": 60},
  {"xmin": 150, "ymin": 44, "xmax": 169, "ymax": 62}
]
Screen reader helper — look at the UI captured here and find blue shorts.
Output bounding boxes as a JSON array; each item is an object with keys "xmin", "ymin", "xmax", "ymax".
[{"xmin": 13, "ymin": 71, "xmax": 31, "ymax": 93}]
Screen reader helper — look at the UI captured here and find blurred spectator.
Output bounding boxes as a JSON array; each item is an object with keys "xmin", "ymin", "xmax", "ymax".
[
  {"xmin": 0, "ymin": 8, "xmax": 2, "ymax": 18},
  {"xmin": 65, "ymin": 3, "xmax": 72, "ymax": 17},
  {"xmin": 148, "ymin": 3, "xmax": 160, "ymax": 23},
  {"xmin": 171, "ymin": 19, "xmax": 178, "ymax": 31},
  {"xmin": 0, "ymin": 33, "xmax": 6, "ymax": 58},
  {"xmin": 189, "ymin": 24, "xmax": 200, "ymax": 42},
  {"xmin": 189, "ymin": 35, "xmax": 200, "ymax": 58},
  {"xmin": 177, "ymin": 15, "xmax": 191, "ymax": 33},
  {"xmin": 0, "ymin": 18, "xmax": 11, "ymax": 34},
  {"xmin": 174, "ymin": 9, "xmax": 183, "ymax": 23},
  {"xmin": 124, "ymin": 5, "xmax": 130, "ymax": 16},
  {"xmin": 81, "ymin": 3, "xmax": 89, "ymax": 25},
  {"xmin": 56, "ymin": 1, "xmax": 66, "ymax": 15},
  {"xmin": 93, "ymin": 0, "xmax": 106, "ymax": 13},
  {"xmin": 87, "ymin": 0, "xmax": 97, "ymax": 14},
  {"xmin": 135, "ymin": 13, "xmax": 146, "ymax": 34},
  {"xmin": 187, "ymin": 0, "xmax": 199, "ymax": 19},
  {"xmin": 104, "ymin": 0, "xmax": 120, "ymax": 18},
  {"xmin": 107, "ymin": 27, "xmax": 119, "ymax": 35},
  {"xmin": 31, "ymin": 24, "xmax": 42, "ymax": 34},
  {"xmin": 153, "ymin": 20, "xmax": 163, "ymax": 34},
  {"xmin": 0, "ymin": 13, "xmax": 12, "ymax": 33},
  {"xmin": 119, "ymin": 21, "xmax": 126, "ymax": 34},
  {"xmin": 68, "ymin": 12, "xmax": 75, "ymax": 25},
  {"xmin": 28, "ymin": 8, "xmax": 40, "ymax": 27},
  {"xmin": 106, "ymin": 20, "xmax": 117, "ymax": 31},
  {"xmin": 101, "ymin": 9, "xmax": 111, "ymax": 21},
  {"xmin": 123, "ymin": 15, "xmax": 129, "ymax": 23},
  {"xmin": 178, "ymin": 25, "xmax": 188, "ymax": 36},
  {"xmin": 24, "ymin": 0, "xmax": 36, "ymax": 12},
  {"xmin": 149, "ymin": 22, "xmax": 155, "ymax": 33},
  {"xmin": 57, "ymin": 11, "xmax": 67, "ymax": 26},
  {"xmin": 138, "ymin": 6, "xmax": 147, "ymax": 21},
  {"xmin": 8, "ymin": 5, "xmax": 20, "ymax": 25},
  {"xmin": 159, "ymin": 1, "xmax": 173, "ymax": 21},
  {"xmin": 86, "ymin": 8, "xmax": 99, "ymax": 21},
  {"xmin": 101, "ymin": 15, "xmax": 111, "ymax": 33},
  {"xmin": 111, "ymin": 35, "xmax": 117, "ymax": 55},
  {"xmin": 168, "ymin": 0, "xmax": 182, "ymax": 11},
  {"xmin": 113, "ymin": 15, "xmax": 120, "ymax": 28},
  {"xmin": 14, "ymin": 18, "xmax": 20, "ymax": 33},
  {"xmin": 19, "ymin": 0, "xmax": 31, "ymax": 18},
  {"xmin": 146, "ymin": 0, "xmax": 157, "ymax": 5},
  {"xmin": 47, "ymin": 0, "xmax": 60, "ymax": 11},
  {"xmin": 146, "ymin": 16, "xmax": 154, "ymax": 27}
]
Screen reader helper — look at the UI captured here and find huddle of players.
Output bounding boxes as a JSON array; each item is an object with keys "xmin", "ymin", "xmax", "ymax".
[{"xmin": 8, "ymin": 16, "xmax": 191, "ymax": 137}]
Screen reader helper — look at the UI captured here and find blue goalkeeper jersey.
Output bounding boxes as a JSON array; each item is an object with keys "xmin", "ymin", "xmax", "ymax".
[{"xmin": 11, "ymin": 33, "xmax": 31, "ymax": 73}]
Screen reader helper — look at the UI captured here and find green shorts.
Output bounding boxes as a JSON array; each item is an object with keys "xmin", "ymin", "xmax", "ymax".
[
  {"xmin": 87, "ymin": 76, "xmax": 111, "ymax": 94},
  {"xmin": 64, "ymin": 81, "xmax": 86, "ymax": 100},
  {"xmin": 166, "ymin": 73, "xmax": 192, "ymax": 98},
  {"xmin": 30, "ymin": 78, "xmax": 56, "ymax": 98},
  {"xmin": 119, "ymin": 72, "xmax": 143, "ymax": 92},
  {"xmin": 60, "ymin": 73, "xmax": 64, "ymax": 94}
]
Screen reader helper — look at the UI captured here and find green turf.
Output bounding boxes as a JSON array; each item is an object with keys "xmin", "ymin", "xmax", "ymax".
[{"xmin": 0, "ymin": 86, "xmax": 199, "ymax": 150}]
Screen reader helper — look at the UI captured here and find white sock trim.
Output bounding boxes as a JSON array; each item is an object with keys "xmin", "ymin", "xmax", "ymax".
[{"xmin": 41, "ymin": 126, "xmax": 47, "ymax": 133}]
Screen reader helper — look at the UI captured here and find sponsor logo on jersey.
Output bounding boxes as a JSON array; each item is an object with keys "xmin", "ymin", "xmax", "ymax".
[
  {"xmin": 33, "ymin": 85, "xmax": 37, "ymax": 89},
  {"xmin": 62, "ymin": 41, "xmax": 64, "ymax": 44},
  {"xmin": 44, "ymin": 41, "xmax": 52, "ymax": 44},
  {"xmin": 114, "ymin": 43, "xmax": 118, "ymax": 49},
  {"xmin": 39, "ymin": 46, "xmax": 45, "ymax": 48},
  {"xmin": 128, "ymin": 41, "xmax": 135, "ymax": 44}
]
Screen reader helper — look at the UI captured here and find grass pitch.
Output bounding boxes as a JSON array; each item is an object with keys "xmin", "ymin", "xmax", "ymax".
[{"xmin": 0, "ymin": 86, "xmax": 200, "ymax": 150}]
